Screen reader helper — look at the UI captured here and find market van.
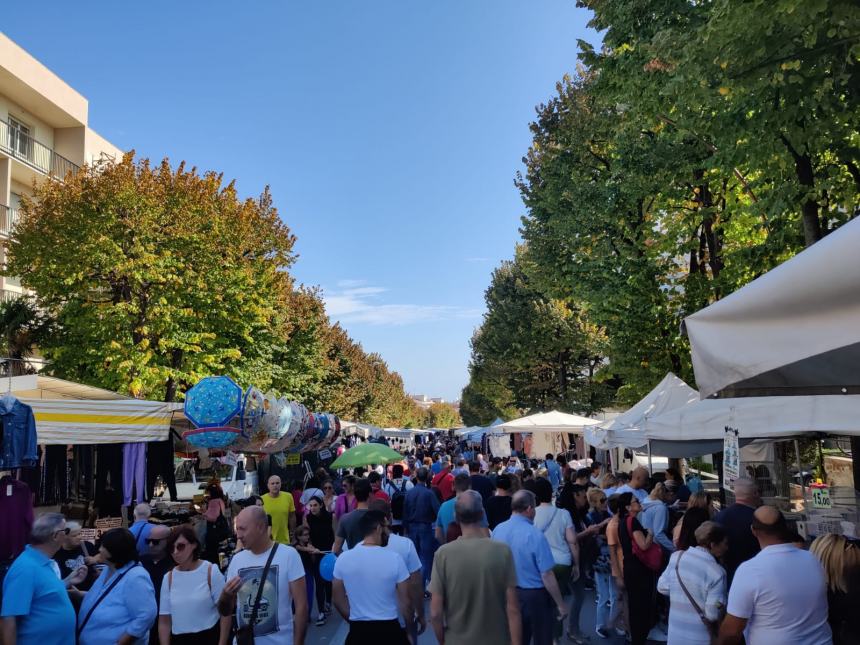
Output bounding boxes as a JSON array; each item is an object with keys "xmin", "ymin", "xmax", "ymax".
[{"xmin": 170, "ymin": 455, "xmax": 258, "ymax": 502}]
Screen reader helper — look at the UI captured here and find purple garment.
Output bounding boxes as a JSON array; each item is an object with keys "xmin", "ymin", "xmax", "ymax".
[
  {"xmin": 0, "ymin": 476, "xmax": 33, "ymax": 560},
  {"xmin": 122, "ymin": 443, "xmax": 146, "ymax": 506}
]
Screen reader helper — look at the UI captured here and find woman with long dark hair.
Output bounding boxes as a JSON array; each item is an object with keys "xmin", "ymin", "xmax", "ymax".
[
  {"xmin": 303, "ymin": 495, "xmax": 335, "ymax": 625},
  {"xmin": 617, "ymin": 492, "xmax": 657, "ymax": 645}
]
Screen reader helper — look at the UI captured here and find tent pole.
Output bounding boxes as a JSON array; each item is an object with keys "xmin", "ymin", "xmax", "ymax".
[
  {"xmin": 794, "ymin": 439, "xmax": 807, "ymax": 511},
  {"xmin": 647, "ymin": 441, "xmax": 653, "ymax": 474}
]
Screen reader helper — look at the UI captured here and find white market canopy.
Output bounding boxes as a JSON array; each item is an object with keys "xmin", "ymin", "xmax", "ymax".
[
  {"xmin": 685, "ymin": 217, "xmax": 860, "ymax": 399},
  {"xmin": 585, "ymin": 373, "xmax": 699, "ymax": 450},
  {"xmin": 4, "ymin": 374, "xmax": 181, "ymax": 445},
  {"xmin": 642, "ymin": 394, "xmax": 860, "ymax": 458},
  {"xmin": 499, "ymin": 410, "xmax": 601, "ymax": 434}
]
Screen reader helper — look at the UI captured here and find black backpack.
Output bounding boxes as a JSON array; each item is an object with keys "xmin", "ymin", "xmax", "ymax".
[{"xmin": 391, "ymin": 479, "xmax": 409, "ymax": 520}]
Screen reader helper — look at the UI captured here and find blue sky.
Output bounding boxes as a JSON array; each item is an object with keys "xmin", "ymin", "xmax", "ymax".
[{"xmin": 4, "ymin": 2, "xmax": 594, "ymax": 401}]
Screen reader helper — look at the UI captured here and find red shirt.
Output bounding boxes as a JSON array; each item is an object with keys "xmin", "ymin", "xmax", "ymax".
[
  {"xmin": 432, "ymin": 468, "xmax": 455, "ymax": 501},
  {"xmin": 372, "ymin": 489, "xmax": 390, "ymax": 502}
]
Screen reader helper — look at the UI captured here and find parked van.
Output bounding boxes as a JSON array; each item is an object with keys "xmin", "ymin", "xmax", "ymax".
[{"xmin": 173, "ymin": 455, "xmax": 258, "ymax": 501}]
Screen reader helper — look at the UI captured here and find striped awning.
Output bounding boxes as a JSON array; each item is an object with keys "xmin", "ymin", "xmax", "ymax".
[{"xmin": 24, "ymin": 398, "xmax": 183, "ymax": 445}]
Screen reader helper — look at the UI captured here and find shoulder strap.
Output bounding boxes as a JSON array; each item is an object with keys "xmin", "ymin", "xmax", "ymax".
[
  {"xmin": 168, "ymin": 568, "xmax": 173, "ymax": 590},
  {"xmin": 674, "ymin": 552, "xmax": 709, "ymax": 622},
  {"xmin": 248, "ymin": 544, "xmax": 279, "ymax": 630},
  {"xmin": 77, "ymin": 565, "xmax": 136, "ymax": 638},
  {"xmin": 537, "ymin": 508, "xmax": 558, "ymax": 533},
  {"xmin": 208, "ymin": 562, "xmax": 213, "ymax": 592}
]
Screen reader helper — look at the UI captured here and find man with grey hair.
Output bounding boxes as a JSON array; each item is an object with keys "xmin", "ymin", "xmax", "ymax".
[
  {"xmin": 129, "ymin": 502, "xmax": 155, "ymax": 557},
  {"xmin": 714, "ymin": 476, "xmax": 762, "ymax": 587},
  {"xmin": 492, "ymin": 490, "xmax": 567, "ymax": 645},
  {"xmin": 1, "ymin": 513, "xmax": 87, "ymax": 644},
  {"xmin": 430, "ymin": 491, "xmax": 522, "ymax": 645}
]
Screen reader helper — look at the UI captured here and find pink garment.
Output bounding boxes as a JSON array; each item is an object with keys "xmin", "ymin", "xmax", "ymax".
[
  {"xmin": 203, "ymin": 497, "xmax": 224, "ymax": 522},
  {"xmin": 334, "ymin": 493, "xmax": 357, "ymax": 519}
]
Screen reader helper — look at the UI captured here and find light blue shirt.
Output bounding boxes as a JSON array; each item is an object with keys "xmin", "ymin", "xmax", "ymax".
[
  {"xmin": 615, "ymin": 484, "xmax": 648, "ymax": 503},
  {"xmin": 492, "ymin": 514, "xmax": 555, "ymax": 589},
  {"xmin": 128, "ymin": 521, "xmax": 154, "ymax": 557},
  {"xmin": 77, "ymin": 562, "xmax": 157, "ymax": 645},
  {"xmin": 1, "ymin": 545, "xmax": 76, "ymax": 645},
  {"xmin": 640, "ymin": 498, "xmax": 675, "ymax": 552},
  {"xmin": 544, "ymin": 460, "xmax": 562, "ymax": 489},
  {"xmin": 435, "ymin": 496, "xmax": 488, "ymax": 542}
]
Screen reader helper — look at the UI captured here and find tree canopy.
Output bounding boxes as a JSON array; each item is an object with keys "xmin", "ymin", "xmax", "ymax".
[
  {"xmin": 463, "ymin": 0, "xmax": 859, "ymax": 413},
  {"xmin": 7, "ymin": 154, "xmax": 423, "ymax": 426}
]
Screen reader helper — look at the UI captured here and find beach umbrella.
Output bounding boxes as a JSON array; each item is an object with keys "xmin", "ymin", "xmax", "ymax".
[{"xmin": 330, "ymin": 442, "xmax": 402, "ymax": 469}]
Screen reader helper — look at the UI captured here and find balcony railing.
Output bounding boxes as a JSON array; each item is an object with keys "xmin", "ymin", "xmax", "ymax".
[
  {"xmin": 0, "ymin": 204, "xmax": 20, "ymax": 237},
  {"xmin": 0, "ymin": 119, "xmax": 79, "ymax": 179},
  {"xmin": 0, "ymin": 289, "xmax": 20, "ymax": 303}
]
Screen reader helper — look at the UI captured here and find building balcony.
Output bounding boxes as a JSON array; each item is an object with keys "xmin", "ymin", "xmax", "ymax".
[
  {"xmin": 0, "ymin": 119, "xmax": 79, "ymax": 179},
  {"xmin": 0, "ymin": 203, "xmax": 19, "ymax": 237},
  {"xmin": 0, "ymin": 289, "xmax": 20, "ymax": 303}
]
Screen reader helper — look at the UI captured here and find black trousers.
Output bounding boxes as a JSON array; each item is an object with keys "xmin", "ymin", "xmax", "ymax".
[
  {"xmin": 346, "ymin": 619, "xmax": 409, "ymax": 645},
  {"xmin": 517, "ymin": 587, "xmax": 555, "ymax": 645},
  {"xmin": 311, "ymin": 554, "xmax": 332, "ymax": 614},
  {"xmin": 170, "ymin": 621, "xmax": 220, "ymax": 644},
  {"xmin": 624, "ymin": 559, "xmax": 657, "ymax": 645},
  {"xmin": 147, "ymin": 435, "xmax": 178, "ymax": 501}
]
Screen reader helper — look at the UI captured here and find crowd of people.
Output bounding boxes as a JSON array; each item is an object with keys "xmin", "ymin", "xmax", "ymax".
[{"xmin": 2, "ymin": 443, "xmax": 860, "ymax": 645}]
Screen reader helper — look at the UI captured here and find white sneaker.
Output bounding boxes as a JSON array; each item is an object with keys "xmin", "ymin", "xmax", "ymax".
[{"xmin": 647, "ymin": 624, "xmax": 668, "ymax": 642}]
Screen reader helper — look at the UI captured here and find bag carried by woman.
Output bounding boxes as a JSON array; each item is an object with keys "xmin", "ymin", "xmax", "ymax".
[{"xmin": 626, "ymin": 516, "xmax": 663, "ymax": 572}]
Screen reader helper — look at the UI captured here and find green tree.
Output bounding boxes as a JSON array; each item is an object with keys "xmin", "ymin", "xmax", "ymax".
[
  {"xmin": 7, "ymin": 154, "xmax": 296, "ymax": 401},
  {"xmin": 426, "ymin": 401, "xmax": 462, "ymax": 429},
  {"xmin": 0, "ymin": 297, "xmax": 54, "ymax": 376}
]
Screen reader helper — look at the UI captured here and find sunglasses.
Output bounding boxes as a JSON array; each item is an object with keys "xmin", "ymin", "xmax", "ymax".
[
  {"xmin": 146, "ymin": 538, "xmax": 165, "ymax": 545},
  {"xmin": 173, "ymin": 542, "xmax": 190, "ymax": 552},
  {"xmin": 55, "ymin": 527, "xmax": 72, "ymax": 536},
  {"xmin": 323, "ymin": 485, "xmax": 334, "ymax": 490}
]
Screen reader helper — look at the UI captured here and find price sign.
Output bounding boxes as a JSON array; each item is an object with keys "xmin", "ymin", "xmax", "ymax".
[
  {"xmin": 285, "ymin": 452, "xmax": 301, "ymax": 465},
  {"xmin": 812, "ymin": 485, "xmax": 832, "ymax": 509},
  {"xmin": 318, "ymin": 449, "xmax": 332, "ymax": 461}
]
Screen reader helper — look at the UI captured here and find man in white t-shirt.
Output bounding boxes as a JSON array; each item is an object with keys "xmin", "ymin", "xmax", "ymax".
[
  {"xmin": 719, "ymin": 506, "xmax": 832, "ymax": 645},
  {"xmin": 218, "ymin": 506, "xmax": 308, "ymax": 645},
  {"xmin": 333, "ymin": 509, "xmax": 413, "ymax": 644},
  {"xmin": 369, "ymin": 498, "xmax": 425, "ymax": 642},
  {"xmin": 614, "ymin": 467, "xmax": 649, "ymax": 503}
]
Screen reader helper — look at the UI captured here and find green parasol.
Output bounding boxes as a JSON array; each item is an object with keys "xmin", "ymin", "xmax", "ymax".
[{"xmin": 330, "ymin": 443, "xmax": 403, "ymax": 469}]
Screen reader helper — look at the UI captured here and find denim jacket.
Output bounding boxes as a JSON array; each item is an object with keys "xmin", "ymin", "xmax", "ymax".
[{"xmin": 0, "ymin": 395, "xmax": 37, "ymax": 469}]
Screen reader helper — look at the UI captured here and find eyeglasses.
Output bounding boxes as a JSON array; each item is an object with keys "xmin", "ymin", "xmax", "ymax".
[
  {"xmin": 146, "ymin": 538, "xmax": 165, "ymax": 545},
  {"xmin": 55, "ymin": 527, "xmax": 71, "ymax": 536},
  {"xmin": 173, "ymin": 542, "xmax": 189, "ymax": 552},
  {"xmin": 323, "ymin": 485, "xmax": 334, "ymax": 490}
]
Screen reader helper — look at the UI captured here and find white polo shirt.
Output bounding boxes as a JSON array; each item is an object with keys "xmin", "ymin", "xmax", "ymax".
[{"xmin": 727, "ymin": 543, "xmax": 832, "ymax": 645}]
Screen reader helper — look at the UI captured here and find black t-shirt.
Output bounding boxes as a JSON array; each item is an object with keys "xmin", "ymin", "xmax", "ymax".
[
  {"xmin": 54, "ymin": 543, "xmax": 99, "ymax": 591},
  {"xmin": 713, "ymin": 503, "xmax": 759, "ymax": 586},
  {"xmin": 141, "ymin": 554, "xmax": 175, "ymax": 609},
  {"xmin": 469, "ymin": 474, "xmax": 494, "ymax": 501},
  {"xmin": 484, "ymin": 495, "xmax": 512, "ymax": 530},
  {"xmin": 307, "ymin": 509, "xmax": 335, "ymax": 551},
  {"xmin": 336, "ymin": 508, "xmax": 368, "ymax": 550}
]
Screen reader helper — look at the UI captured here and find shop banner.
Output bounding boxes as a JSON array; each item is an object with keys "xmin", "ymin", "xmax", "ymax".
[{"xmin": 723, "ymin": 426, "xmax": 740, "ymax": 491}]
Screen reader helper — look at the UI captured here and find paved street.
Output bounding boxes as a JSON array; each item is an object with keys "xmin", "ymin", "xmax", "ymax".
[{"xmin": 304, "ymin": 589, "xmax": 636, "ymax": 644}]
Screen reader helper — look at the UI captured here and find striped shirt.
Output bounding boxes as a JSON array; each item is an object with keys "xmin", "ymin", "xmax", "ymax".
[{"xmin": 657, "ymin": 547, "xmax": 726, "ymax": 645}]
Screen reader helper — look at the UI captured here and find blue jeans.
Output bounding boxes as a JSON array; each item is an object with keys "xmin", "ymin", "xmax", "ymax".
[
  {"xmin": 407, "ymin": 523, "xmax": 436, "ymax": 589},
  {"xmin": 595, "ymin": 569, "xmax": 621, "ymax": 631}
]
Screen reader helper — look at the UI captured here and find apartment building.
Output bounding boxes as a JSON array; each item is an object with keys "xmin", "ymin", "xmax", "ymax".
[{"xmin": 0, "ymin": 32, "xmax": 122, "ymax": 300}]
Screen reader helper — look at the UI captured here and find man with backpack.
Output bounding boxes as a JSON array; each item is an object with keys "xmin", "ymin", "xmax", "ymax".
[{"xmin": 384, "ymin": 465, "xmax": 414, "ymax": 535}]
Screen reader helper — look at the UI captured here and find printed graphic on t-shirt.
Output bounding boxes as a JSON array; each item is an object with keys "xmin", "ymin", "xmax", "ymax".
[
  {"xmin": 63, "ymin": 555, "xmax": 86, "ymax": 572},
  {"xmin": 237, "ymin": 564, "xmax": 280, "ymax": 636}
]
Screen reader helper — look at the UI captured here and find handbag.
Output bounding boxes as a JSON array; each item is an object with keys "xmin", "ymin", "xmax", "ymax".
[
  {"xmin": 626, "ymin": 516, "xmax": 663, "ymax": 572},
  {"xmin": 675, "ymin": 552, "xmax": 720, "ymax": 644},
  {"xmin": 235, "ymin": 543, "xmax": 279, "ymax": 645}
]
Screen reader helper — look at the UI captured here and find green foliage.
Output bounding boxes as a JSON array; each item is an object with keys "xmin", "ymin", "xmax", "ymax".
[
  {"xmin": 425, "ymin": 402, "xmax": 462, "ymax": 429},
  {"xmin": 0, "ymin": 297, "xmax": 54, "ymax": 376},
  {"xmin": 462, "ymin": 249, "xmax": 615, "ymax": 421},
  {"xmin": 7, "ymin": 154, "xmax": 423, "ymax": 425}
]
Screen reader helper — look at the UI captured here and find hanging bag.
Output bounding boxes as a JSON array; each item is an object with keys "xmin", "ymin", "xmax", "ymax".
[
  {"xmin": 236, "ymin": 543, "xmax": 278, "ymax": 645},
  {"xmin": 626, "ymin": 516, "xmax": 663, "ymax": 572},
  {"xmin": 675, "ymin": 552, "xmax": 720, "ymax": 644}
]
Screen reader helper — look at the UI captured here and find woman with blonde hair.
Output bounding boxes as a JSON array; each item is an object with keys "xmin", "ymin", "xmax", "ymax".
[
  {"xmin": 810, "ymin": 533, "xmax": 860, "ymax": 644},
  {"xmin": 673, "ymin": 492, "xmax": 713, "ymax": 549}
]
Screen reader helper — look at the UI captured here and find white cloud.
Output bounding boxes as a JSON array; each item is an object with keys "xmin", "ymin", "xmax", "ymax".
[
  {"xmin": 324, "ymin": 283, "xmax": 480, "ymax": 326},
  {"xmin": 336, "ymin": 279, "xmax": 368, "ymax": 288}
]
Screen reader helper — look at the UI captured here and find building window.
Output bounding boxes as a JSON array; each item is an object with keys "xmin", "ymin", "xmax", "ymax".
[{"xmin": 8, "ymin": 116, "xmax": 31, "ymax": 160}]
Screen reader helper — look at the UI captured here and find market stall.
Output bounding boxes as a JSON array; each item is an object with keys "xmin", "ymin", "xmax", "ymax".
[{"xmin": 499, "ymin": 410, "xmax": 600, "ymax": 459}]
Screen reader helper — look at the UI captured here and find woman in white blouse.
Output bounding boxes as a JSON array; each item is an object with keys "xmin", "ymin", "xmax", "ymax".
[{"xmin": 158, "ymin": 526, "xmax": 231, "ymax": 645}]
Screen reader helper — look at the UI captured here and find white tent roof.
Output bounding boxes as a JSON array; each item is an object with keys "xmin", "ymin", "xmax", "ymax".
[
  {"xmin": 7, "ymin": 374, "xmax": 130, "ymax": 400},
  {"xmin": 641, "ymin": 394, "xmax": 860, "ymax": 457},
  {"xmin": 685, "ymin": 217, "xmax": 860, "ymax": 399},
  {"xmin": 585, "ymin": 373, "xmax": 699, "ymax": 449},
  {"xmin": 499, "ymin": 410, "xmax": 600, "ymax": 434}
]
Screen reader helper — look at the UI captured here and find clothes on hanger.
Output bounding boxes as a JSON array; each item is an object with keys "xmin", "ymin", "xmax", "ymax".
[
  {"xmin": 95, "ymin": 444, "xmax": 123, "ymax": 515},
  {"xmin": 41, "ymin": 444, "xmax": 70, "ymax": 506},
  {"xmin": 0, "ymin": 475, "xmax": 34, "ymax": 561},
  {"xmin": 0, "ymin": 395, "xmax": 37, "ymax": 470},
  {"xmin": 122, "ymin": 442, "xmax": 146, "ymax": 507},
  {"xmin": 146, "ymin": 434, "xmax": 177, "ymax": 501}
]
